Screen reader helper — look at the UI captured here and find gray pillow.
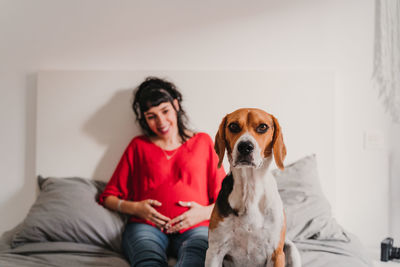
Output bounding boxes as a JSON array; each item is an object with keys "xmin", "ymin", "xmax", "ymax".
[
  {"xmin": 11, "ymin": 176, "xmax": 126, "ymax": 252},
  {"xmin": 272, "ymin": 154, "xmax": 349, "ymax": 242}
]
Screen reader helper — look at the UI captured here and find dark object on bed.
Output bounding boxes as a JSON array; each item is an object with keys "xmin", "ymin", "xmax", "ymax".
[
  {"xmin": 0, "ymin": 155, "xmax": 373, "ymax": 267},
  {"xmin": 381, "ymin": 237, "xmax": 400, "ymax": 262}
]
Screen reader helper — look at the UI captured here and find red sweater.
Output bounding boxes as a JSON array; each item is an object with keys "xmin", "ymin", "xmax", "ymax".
[{"xmin": 99, "ymin": 132, "xmax": 226, "ymax": 232}]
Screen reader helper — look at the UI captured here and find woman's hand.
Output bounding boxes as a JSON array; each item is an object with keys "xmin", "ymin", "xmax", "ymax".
[
  {"xmin": 165, "ymin": 201, "xmax": 213, "ymax": 234},
  {"xmin": 129, "ymin": 199, "xmax": 171, "ymax": 230}
]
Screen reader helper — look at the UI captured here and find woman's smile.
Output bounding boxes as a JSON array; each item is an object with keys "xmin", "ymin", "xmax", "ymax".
[{"xmin": 157, "ymin": 124, "xmax": 171, "ymax": 135}]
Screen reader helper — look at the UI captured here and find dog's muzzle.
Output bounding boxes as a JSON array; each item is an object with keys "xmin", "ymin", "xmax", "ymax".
[{"xmin": 235, "ymin": 140, "xmax": 256, "ymax": 167}]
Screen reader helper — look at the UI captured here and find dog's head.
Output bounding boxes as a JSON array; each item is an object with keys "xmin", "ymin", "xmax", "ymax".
[{"xmin": 215, "ymin": 108, "xmax": 286, "ymax": 170}]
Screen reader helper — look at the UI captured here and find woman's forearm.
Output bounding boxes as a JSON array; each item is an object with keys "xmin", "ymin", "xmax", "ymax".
[{"xmin": 104, "ymin": 195, "xmax": 135, "ymax": 214}]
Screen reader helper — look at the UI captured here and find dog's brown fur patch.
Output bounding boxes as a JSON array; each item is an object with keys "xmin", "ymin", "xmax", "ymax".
[{"xmin": 209, "ymin": 205, "xmax": 224, "ymax": 230}]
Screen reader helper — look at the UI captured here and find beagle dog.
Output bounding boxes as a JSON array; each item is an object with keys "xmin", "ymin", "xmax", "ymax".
[{"xmin": 205, "ymin": 108, "xmax": 301, "ymax": 267}]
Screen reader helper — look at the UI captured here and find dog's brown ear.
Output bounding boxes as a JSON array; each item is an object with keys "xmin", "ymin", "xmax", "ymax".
[
  {"xmin": 214, "ymin": 115, "xmax": 227, "ymax": 168},
  {"xmin": 271, "ymin": 115, "xmax": 286, "ymax": 170}
]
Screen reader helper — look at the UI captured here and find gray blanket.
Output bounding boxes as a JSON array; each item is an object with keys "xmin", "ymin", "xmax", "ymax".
[
  {"xmin": 296, "ymin": 233, "xmax": 372, "ymax": 267},
  {"xmin": 0, "ymin": 242, "xmax": 129, "ymax": 267},
  {"xmin": 0, "ymin": 228, "xmax": 372, "ymax": 267},
  {"xmin": 0, "ymin": 225, "xmax": 129, "ymax": 267}
]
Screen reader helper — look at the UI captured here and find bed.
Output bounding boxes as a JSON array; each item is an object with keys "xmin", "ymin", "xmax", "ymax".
[
  {"xmin": 0, "ymin": 155, "xmax": 372, "ymax": 266},
  {"xmin": 0, "ymin": 71, "xmax": 372, "ymax": 266}
]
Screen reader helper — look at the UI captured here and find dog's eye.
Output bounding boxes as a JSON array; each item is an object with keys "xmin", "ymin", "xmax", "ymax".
[
  {"xmin": 256, "ymin": 124, "xmax": 269, "ymax": 133},
  {"xmin": 228, "ymin": 123, "xmax": 241, "ymax": 133}
]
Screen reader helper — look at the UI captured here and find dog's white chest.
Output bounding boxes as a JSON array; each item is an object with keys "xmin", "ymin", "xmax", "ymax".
[
  {"xmin": 207, "ymin": 169, "xmax": 284, "ymax": 267},
  {"xmin": 221, "ymin": 206, "xmax": 283, "ymax": 267}
]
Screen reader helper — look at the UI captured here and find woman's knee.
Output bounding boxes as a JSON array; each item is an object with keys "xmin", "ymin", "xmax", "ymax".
[
  {"xmin": 181, "ymin": 236, "xmax": 208, "ymax": 252},
  {"xmin": 177, "ymin": 228, "xmax": 209, "ymax": 261},
  {"xmin": 182, "ymin": 227, "xmax": 209, "ymax": 248},
  {"xmin": 176, "ymin": 237, "xmax": 208, "ymax": 267},
  {"xmin": 122, "ymin": 223, "xmax": 169, "ymax": 267}
]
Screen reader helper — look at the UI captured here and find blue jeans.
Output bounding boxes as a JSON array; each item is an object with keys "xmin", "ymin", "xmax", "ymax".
[{"xmin": 122, "ymin": 223, "xmax": 208, "ymax": 267}]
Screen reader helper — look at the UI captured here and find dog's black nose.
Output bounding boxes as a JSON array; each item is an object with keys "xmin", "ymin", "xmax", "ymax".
[{"xmin": 237, "ymin": 141, "xmax": 254, "ymax": 155}]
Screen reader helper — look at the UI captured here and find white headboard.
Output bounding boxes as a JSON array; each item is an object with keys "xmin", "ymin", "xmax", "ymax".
[{"xmin": 37, "ymin": 70, "xmax": 335, "ymax": 205}]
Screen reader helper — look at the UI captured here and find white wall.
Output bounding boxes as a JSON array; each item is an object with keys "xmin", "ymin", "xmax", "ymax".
[
  {"xmin": 0, "ymin": 0, "xmax": 396, "ymax": 248},
  {"xmin": 35, "ymin": 70, "xmax": 335, "ymax": 190},
  {"xmin": 390, "ymin": 125, "xmax": 400, "ymax": 243}
]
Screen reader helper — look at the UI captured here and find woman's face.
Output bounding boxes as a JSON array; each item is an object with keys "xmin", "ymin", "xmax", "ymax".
[{"xmin": 143, "ymin": 99, "xmax": 179, "ymax": 141}]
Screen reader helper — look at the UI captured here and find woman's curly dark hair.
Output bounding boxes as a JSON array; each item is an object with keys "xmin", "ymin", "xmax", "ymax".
[{"xmin": 132, "ymin": 77, "xmax": 192, "ymax": 142}]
